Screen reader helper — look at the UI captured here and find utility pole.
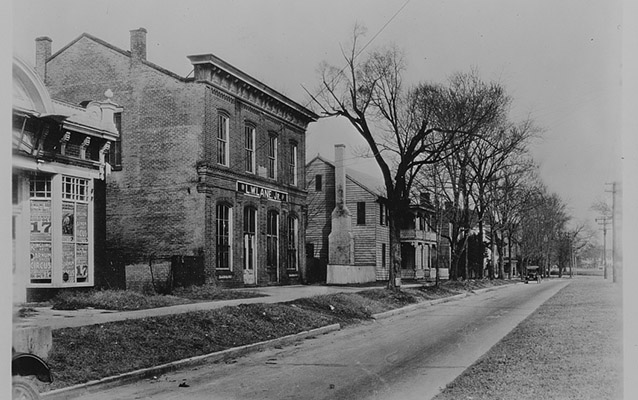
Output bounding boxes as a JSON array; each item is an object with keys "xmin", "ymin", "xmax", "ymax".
[
  {"xmin": 605, "ymin": 182, "xmax": 621, "ymax": 284},
  {"xmin": 596, "ymin": 216, "xmax": 610, "ymax": 279}
]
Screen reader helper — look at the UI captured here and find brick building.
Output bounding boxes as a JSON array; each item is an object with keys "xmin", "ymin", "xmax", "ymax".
[
  {"xmin": 12, "ymin": 56, "xmax": 120, "ymax": 302},
  {"xmin": 37, "ymin": 28, "xmax": 317, "ymax": 287}
]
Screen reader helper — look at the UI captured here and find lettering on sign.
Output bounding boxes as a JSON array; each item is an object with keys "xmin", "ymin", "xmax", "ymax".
[{"xmin": 237, "ymin": 181, "xmax": 287, "ymax": 202}]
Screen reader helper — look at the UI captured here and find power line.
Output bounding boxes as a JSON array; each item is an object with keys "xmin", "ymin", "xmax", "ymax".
[{"xmin": 302, "ymin": 0, "xmax": 412, "ymax": 109}]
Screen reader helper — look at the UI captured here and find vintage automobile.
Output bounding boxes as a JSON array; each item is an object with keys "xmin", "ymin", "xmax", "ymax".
[
  {"xmin": 524, "ymin": 265, "xmax": 542, "ymax": 284},
  {"xmin": 12, "ymin": 349, "xmax": 52, "ymax": 400}
]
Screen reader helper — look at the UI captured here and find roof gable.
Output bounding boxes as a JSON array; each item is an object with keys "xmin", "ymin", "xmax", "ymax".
[
  {"xmin": 49, "ymin": 33, "xmax": 187, "ymax": 82},
  {"xmin": 306, "ymin": 154, "xmax": 386, "ymax": 198}
]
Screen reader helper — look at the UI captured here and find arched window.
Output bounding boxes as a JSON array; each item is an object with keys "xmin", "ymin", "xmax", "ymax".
[
  {"xmin": 216, "ymin": 203, "xmax": 232, "ymax": 270},
  {"xmin": 266, "ymin": 210, "xmax": 279, "ymax": 281},
  {"xmin": 243, "ymin": 207, "xmax": 256, "ymax": 272},
  {"xmin": 287, "ymin": 215, "xmax": 298, "ymax": 271}
]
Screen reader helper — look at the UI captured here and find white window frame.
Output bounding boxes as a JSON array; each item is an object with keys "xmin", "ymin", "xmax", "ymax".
[
  {"xmin": 245, "ymin": 125, "xmax": 256, "ymax": 174},
  {"xmin": 216, "ymin": 203, "xmax": 233, "ymax": 270},
  {"xmin": 268, "ymin": 135, "xmax": 277, "ymax": 179},
  {"xmin": 289, "ymin": 142, "xmax": 298, "ymax": 186},
  {"xmin": 217, "ymin": 114, "xmax": 229, "ymax": 166}
]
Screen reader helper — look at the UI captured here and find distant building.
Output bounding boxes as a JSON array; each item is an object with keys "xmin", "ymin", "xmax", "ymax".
[
  {"xmin": 12, "ymin": 56, "xmax": 120, "ymax": 302},
  {"xmin": 37, "ymin": 28, "xmax": 317, "ymax": 287},
  {"xmin": 398, "ymin": 194, "xmax": 442, "ymax": 280},
  {"xmin": 306, "ymin": 146, "xmax": 389, "ymax": 283},
  {"xmin": 306, "ymin": 145, "xmax": 449, "ymax": 284}
]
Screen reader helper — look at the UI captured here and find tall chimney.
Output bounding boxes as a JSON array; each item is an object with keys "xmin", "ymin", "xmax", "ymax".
[
  {"xmin": 35, "ymin": 36, "xmax": 52, "ymax": 81},
  {"xmin": 130, "ymin": 28, "xmax": 147, "ymax": 62},
  {"xmin": 334, "ymin": 144, "xmax": 347, "ymax": 208},
  {"xmin": 328, "ymin": 144, "xmax": 354, "ymax": 267}
]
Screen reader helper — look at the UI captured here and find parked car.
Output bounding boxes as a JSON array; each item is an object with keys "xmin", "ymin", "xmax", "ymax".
[
  {"xmin": 524, "ymin": 265, "xmax": 541, "ymax": 284},
  {"xmin": 12, "ymin": 349, "xmax": 52, "ymax": 400}
]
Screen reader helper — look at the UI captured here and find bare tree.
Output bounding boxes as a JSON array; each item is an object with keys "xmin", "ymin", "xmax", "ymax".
[
  {"xmin": 309, "ymin": 27, "xmax": 508, "ymax": 288},
  {"xmin": 469, "ymin": 119, "xmax": 538, "ymax": 278}
]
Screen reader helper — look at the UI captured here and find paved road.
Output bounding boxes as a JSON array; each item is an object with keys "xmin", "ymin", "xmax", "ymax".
[{"xmin": 60, "ymin": 280, "xmax": 569, "ymax": 400}]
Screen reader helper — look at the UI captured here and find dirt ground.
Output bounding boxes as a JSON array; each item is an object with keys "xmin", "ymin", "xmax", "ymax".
[{"xmin": 433, "ymin": 276, "xmax": 623, "ymax": 400}]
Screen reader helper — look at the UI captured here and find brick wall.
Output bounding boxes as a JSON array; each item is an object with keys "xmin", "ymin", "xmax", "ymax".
[{"xmin": 46, "ymin": 36, "xmax": 207, "ymax": 266}]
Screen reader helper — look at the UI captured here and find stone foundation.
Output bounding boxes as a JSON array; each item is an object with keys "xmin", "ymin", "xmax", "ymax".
[{"xmin": 326, "ymin": 265, "xmax": 376, "ymax": 284}]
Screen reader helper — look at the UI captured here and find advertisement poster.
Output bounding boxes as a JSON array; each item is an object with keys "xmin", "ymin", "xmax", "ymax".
[
  {"xmin": 30, "ymin": 242, "xmax": 52, "ymax": 279},
  {"xmin": 76, "ymin": 243, "xmax": 89, "ymax": 281},
  {"xmin": 62, "ymin": 201, "xmax": 75, "ymax": 241},
  {"xmin": 30, "ymin": 200, "xmax": 51, "ymax": 241},
  {"xmin": 62, "ymin": 242, "xmax": 76, "ymax": 283},
  {"xmin": 76, "ymin": 203, "xmax": 88, "ymax": 242}
]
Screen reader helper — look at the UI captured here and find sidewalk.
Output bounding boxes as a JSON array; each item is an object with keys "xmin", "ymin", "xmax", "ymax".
[{"xmin": 13, "ymin": 283, "xmax": 423, "ymax": 331}]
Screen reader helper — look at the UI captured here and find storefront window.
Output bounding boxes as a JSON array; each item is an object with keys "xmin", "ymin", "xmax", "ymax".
[
  {"xmin": 29, "ymin": 174, "xmax": 52, "ymax": 283},
  {"xmin": 62, "ymin": 176, "xmax": 90, "ymax": 283}
]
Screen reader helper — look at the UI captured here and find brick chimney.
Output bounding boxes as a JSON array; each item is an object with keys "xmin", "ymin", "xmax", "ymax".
[
  {"xmin": 130, "ymin": 28, "xmax": 147, "ymax": 62},
  {"xmin": 35, "ymin": 36, "xmax": 52, "ymax": 81}
]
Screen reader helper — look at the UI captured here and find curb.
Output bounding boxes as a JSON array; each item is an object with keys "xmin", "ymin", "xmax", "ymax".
[
  {"xmin": 372, "ymin": 282, "xmax": 519, "ymax": 320},
  {"xmin": 372, "ymin": 293, "xmax": 469, "ymax": 320},
  {"xmin": 41, "ymin": 323, "xmax": 341, "ymax": 400}
]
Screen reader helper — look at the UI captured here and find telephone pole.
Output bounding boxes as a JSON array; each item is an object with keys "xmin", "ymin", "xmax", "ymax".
[
  {"xmin": 596, "ymin": 216, "xmax": 610, "ymax": 279},
  {"xmin": 605, "ymin": 182, "xmax": 621, "ymax": 284}
]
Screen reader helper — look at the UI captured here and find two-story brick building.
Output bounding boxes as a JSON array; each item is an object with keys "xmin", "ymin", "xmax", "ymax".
[
  {"xmin": 37, "ymin": 28, "xmax": 317, "ymax": 287},
  {"xmin": 12, "ymin": 56, "xmax": 121, "ymax": 302}
]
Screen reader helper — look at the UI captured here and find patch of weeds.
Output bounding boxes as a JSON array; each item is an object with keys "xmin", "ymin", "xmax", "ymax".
[
  {"xmin": 51, "ymin": 290, "xmax": 189, "ymax": 311},
  {"xmin": 172, "ymin": 284, "xmax": 264, "ymax": 301}
]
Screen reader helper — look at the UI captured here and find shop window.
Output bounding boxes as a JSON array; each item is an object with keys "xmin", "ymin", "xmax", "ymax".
[
  {"xmin": 61, "ymin": 176, "xmax": 90, "ymax": 283},
  {"xmin": 243, "ymin": 207, "xmax": 256, "ymax": 271},
  {"xmin": 216, "ymin": 203, "xmax": 232, "ymax": 270},
  {"xmin": 29, "ymin": 174, "xmax": 52, "ymax": 284},
  {"xmin": 266, "ymin": 210, "xmax": 279, "ymax": 273},
  {"xmin": 287, "ymin": 216, "xmax": 298, "ymax": 271}
]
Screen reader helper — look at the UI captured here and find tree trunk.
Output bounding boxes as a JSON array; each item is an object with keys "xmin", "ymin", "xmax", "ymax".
[{"xmin": 387, "ymin": 209, "xmax": 402, "ymax": 290}]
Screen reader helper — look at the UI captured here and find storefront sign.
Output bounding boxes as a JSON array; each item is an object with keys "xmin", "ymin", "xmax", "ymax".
[{"xmin": 237, "ymin": 181, "xmax": 287, "ymax": 202}]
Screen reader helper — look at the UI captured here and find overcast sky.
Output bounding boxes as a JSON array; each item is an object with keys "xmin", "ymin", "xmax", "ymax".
[{"xmin": 11, "ymin": 0, "xmax": 624, "ymax": 231}]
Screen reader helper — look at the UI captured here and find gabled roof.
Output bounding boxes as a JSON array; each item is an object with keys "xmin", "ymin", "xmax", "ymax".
[
  {"xmin": 49, "ymin": 33, "xmax": 188, "ymax": 82},
  {"xmin": 307, "ymin": 154, "xmax": 386, "ymax": 198}
]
